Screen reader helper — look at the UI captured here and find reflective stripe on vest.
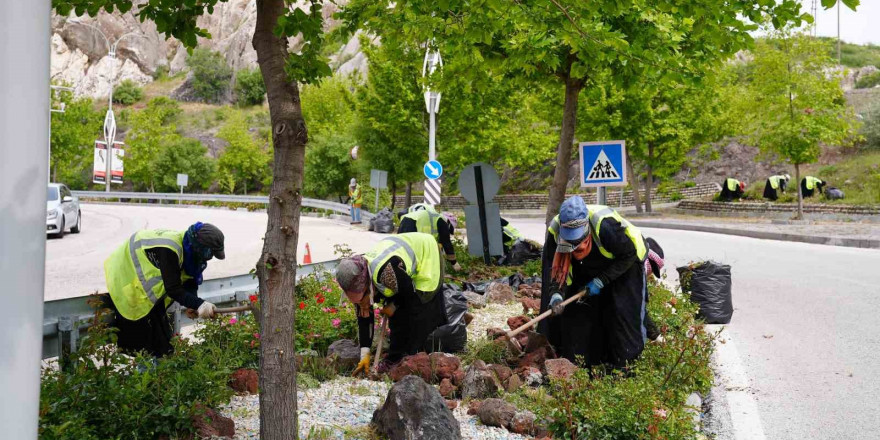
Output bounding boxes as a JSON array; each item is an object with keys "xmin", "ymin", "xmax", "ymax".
[
  {"xmin": 365, "ymin": 233, "xmax": 441, "ymax": 302},
  {"xmin": 726, "ymin": 179, "xmax": 740, "ymax": 192},
  {"xmin": 805, "ymin": 177, "xmax": 822, "ymax": 190},
  {"xmin": 503, "ymin": 225, "xmax": 523, "ymax": 241},
  {"xmin": 104, "ymin": 230, "xmax": 186, "ymax": 321},
  {"xmin": 548, "ymin": 207, "xmax": 647, "ymax": 261},
  {"xmin": 402, "ymin": 210, "xmax": 442, "ymax": 237}
]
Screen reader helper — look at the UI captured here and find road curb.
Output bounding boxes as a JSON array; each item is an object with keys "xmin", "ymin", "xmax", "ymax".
[{"xmin": 632, "ymin": 220, "xmax": 880, "ymax": 250}]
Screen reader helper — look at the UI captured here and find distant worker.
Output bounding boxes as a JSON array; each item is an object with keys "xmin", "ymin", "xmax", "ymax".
[
  {"xmin": 398, "ymin": 206, "xmax": 461, "ymax": 271},
  {"xmin": 349, "ymin": 178, "xmax": 363, "ymax": 224},
  {"xmin": 763, "ymin": 173, "xmax": 791, "ymax": 201},
  {"xmin": 104, "ymin": 223, "xmax": 225, "ymax": 357},
  {"xmin": 720, "ymin": 177, "xmax": 745, "ymax": 202},
  {"xmin": 801, "ymin": 176, "xmax": 826, "ymax": 198},
  {"xmin": 501, "ymin": 217, "xmax": 524, "ymax": 254},
  {"xmin": 539, "ymin": 196, "xmax": 648, "ymax": 369},
  {"xmin": 335, "ymin": 233, "xmax": 455, "ymax": 373}
]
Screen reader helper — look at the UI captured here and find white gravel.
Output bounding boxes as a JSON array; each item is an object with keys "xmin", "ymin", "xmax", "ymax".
[{"xmin": 468, "ymin": 301, "xmax": 526, "ymax": 339}]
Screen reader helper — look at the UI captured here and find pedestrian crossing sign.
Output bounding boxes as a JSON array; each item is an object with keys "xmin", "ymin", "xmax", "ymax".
[{"xmin": 579, "ymin": 140, "xmax": 627, "ymax": 187}]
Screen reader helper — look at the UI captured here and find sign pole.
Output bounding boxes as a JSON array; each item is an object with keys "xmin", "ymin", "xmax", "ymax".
[
  {"xmin": 474, "ymin": 165, "xmax": 491, "ymax": 265},
  {"xmin": 598, "ymin": 187, "xmax": 607, "ymax": 205},
  {"xmin": 375, "ymin": 186, "xmax": 380, "ymax": 213}
]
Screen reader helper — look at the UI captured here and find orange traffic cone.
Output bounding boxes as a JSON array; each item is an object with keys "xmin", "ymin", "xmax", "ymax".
[{"xmin": 303, "ymin": 243, "xmax": 312, "ymax": 264}]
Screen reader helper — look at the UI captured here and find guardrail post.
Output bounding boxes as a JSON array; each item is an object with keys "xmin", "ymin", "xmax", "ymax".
[
  {"xmin": 170, "ymin": 304, "xmax": 182, "ymax": 335},
  {"xmin": 58, "ymin": 316, "xmax": 79, "ymax": 372}
]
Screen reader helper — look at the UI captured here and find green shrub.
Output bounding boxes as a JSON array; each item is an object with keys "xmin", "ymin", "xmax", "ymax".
[
  {"xmin": 188, "ymin": 48, "xmax": 233, "ymax": 103},
  {"xmin": 294, "ymin": 269, "xmax": 359, "ymax": 354},
  {"xmin": 855, "ymin": 71, "xmax": 880, "ymax": 89},
  {"xmin": 112, "ymin": 80, "xmax": 143, "ymax": 105},
  {"xmin": 862, "ymin": 104, "xmax": 880, "ymax": 150},
  {"xmin": 461, "ymin": 337, "xmax": 510, "ymax": 366},
  {"xmin": 235, "ymin": 67, "xmax": 267, "ymax": 106},
  {"xmin": 683, "ymin": 181, "xmax": 696, "ymax": 188},
  {"xmin": 152, "ymin": 65, "xmax": 169, "ymax": 80}
]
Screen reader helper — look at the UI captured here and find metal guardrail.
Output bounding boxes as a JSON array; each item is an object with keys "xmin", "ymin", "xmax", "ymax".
[
  {"xmin": 71, "ymin": 191, "xmax": 375, "ymax": 221},
  {"xmin": 42, "ymin": 259, "xmax": 340, "ymax": 360}
]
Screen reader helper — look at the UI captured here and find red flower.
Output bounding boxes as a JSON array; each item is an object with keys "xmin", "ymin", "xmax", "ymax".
[
  {"xmin": 299, "ymin": 301, "xmax": 306, "ymax": 310},
  {"xmin": 249, "ymin": 294, "xmax": 258, "ymax": 303},
  {"xmin": 317, "ymin": 295, "xmax": 325, "ymax": 304},
  {"xmin": 329, "ymin": 307, "xmax": 338, "ymax": 314}
]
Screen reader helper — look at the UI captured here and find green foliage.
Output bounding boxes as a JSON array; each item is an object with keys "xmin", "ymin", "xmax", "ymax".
[
  {"xmin": 461, "ymin": 337, "xmax": 510, "ymax": 366},
  {"xmin": 804, "ymin": 151, "xmax": 880, "ymax": 204},
  {"xmin": 217, "ymin": 109, "xmax": 270, "ymax": 194},
  {"xmin": 196, "ymin": 311, "xmax": 262, "ymax": 370},
  {"xmin": 301, "ymin": 75, "xmax": 358, "ymax": 200},
  {"xmin": 50, "ymin": 84, "xmax": 102, "ymax": 187},
  {"xmin": 855, "ymin": 71, "xmax": 880, "ymax": 89},
  {"xmin": 112, "ymin": 79, "xmax": 143, "ymax": 105},
  {"xmin": 862, "ymin": 103, "xmax": 880, "ymax": 150},
  {"xmin": 294, "ymin": 270, "xmax": 358, "ymax": 354},
  {"xmin": 188, "ymin": 48, "xmax": 233, "ymax": 104},
  {"xmin": 235, "ymin": 67, "xmax": 267, "ymax": 106},
  {"xmin": 824, "ymin": 39, "xmax": 880, "ymax": 67},
  {"xmin": 125, "ymin": 97, "xmax": 184, "ymax": 191},
  {"xmin": 153, "ymin": 137, "xmax": 217, "ymax": 192}
]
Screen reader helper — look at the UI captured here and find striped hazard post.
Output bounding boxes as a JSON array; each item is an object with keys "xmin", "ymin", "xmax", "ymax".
[{"xmin": 424, "ymin": 178, "xmax": 442, "ymax": 206}]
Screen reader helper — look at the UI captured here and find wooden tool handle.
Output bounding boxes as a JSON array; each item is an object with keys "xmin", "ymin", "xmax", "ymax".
[
  {"xmin": 506, "ymin": 290, "xmax": 586, "ymax": 338},
  {"xmin": 214, "ymin": 305, "xmax": 252, "ymax": 314},
  {"xmin": 373, "ymin": 317, "xmax": 389, "ymax": 372}
]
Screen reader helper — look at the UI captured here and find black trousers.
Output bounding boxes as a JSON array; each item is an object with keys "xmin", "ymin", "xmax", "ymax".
[
  {"xmin": 386, "ymin": 287, "xmax": 447, "ymax": 363},
  {"xmin": 110, "ymin": 297, "xmax": 174, "ymax": 358},
  {"xmin": 558, "ymin": 262, "xmax": 647, "ymax": 369}
]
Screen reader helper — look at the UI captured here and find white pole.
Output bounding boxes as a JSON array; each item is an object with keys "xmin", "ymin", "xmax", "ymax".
[
  {"xmin": 429, "ymin": 105, "xmax": 436, "ymax": 162},
  {"xmin": 0, "ymin": 0, "xmax": 48, "ymax": 437}
]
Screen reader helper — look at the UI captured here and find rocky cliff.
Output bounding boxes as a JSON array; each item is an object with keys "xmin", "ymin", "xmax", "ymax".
[{"xmin": 51, "ymin": 0, "xmax": 366, "ymax": 98}]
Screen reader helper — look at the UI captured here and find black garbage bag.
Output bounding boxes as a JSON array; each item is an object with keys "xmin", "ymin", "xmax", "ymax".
[
  {"xmin": 825, "ymin": 187, "xmax": 845, "ymax": 200},
  {"xmin": 677, "ymin": 262, "xmax": 733, "ymax": 324},
  {"xmin": 372, "ymin": 207, "xmax": 395, "ymax": 234},
  {"xmin": 497, "ymin": 239, "xmax": 543, "ymax": 266},
  {"xmin": 426, "ymin": 283, "xmax": 468, "ymax": 353}
]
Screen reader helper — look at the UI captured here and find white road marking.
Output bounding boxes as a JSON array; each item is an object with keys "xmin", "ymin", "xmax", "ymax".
[{"xmin": 709, "ymin": 325, "xmax": 767, "ymax": 440}]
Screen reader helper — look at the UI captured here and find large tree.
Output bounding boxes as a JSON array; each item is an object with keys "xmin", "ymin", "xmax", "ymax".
[
  {"xmin": 746, "ymin": 29, "xmax": 858, "ymax": 219},
  {"xmin": 50, "ymin": 84, "xmax": 102, "ymax": 186},
  {"xmin": 53, "ymin": 0, "xmax": 332, "ymax": 437},
  {"xmin": 342, "ymin": 0, "xmax": 811, "ymax": 221}
]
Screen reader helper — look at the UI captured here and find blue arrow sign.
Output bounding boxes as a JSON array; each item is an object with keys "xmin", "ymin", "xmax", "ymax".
[
  {"xmin": 579, "ymin": 141, "xmax": 627, "ymax": 187},
  {"xmin": 424, "ymin": 160, "xmax": 443, "ymax": 180}
]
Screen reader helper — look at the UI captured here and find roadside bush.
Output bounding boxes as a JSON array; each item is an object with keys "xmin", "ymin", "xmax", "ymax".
[
  {"xmin": 188, "ymin": 48, "xmax": 233, "ymax": 104},
  {"xmin": 294, "ymin": 269, "xmax": 358, "ymax": 354},
  {"xmin": 112, "ymin": 79, "xmax": 143, "ymax": 105},
  {"xmin": 855, "ymin": 71, "xmax": 880, "ymax": 89},
  {"xmin": 235, "ymin": 67, "xmax": 267, "ymax": 106},
  {"xmin": 862, "ymin": 103, "xmax": 880, "ymax": 150}
]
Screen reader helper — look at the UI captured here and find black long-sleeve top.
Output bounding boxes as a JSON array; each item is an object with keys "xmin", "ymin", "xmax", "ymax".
[
  {"xmin": 355, "ymin": 256, "xmax": 412, "ymax": 348},
  {"xmin": 541, "ymin": 217, "xmax": 640, "ymax": 299},
  {"xmin": 398, "ymin": 217, "xmax": 456, "ymax": 262},
  {"xmin": 144, "ymin": 247, "xmax": 205, "ymax": 310}
]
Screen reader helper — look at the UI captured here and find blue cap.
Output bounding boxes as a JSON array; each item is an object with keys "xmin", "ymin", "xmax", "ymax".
[{"xmin": 559, "ymin": 195, "xmax": 588, "ymax": 242}]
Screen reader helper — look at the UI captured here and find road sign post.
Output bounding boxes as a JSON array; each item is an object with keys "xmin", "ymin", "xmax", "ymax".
[
  {"xmin": 423, "ymin": 160, "xmax": 443, "ymax": 206},
  {"xmin": 177, "ymin": 173, "xmax": 188, "ymax": 204},
  {"xmin": 579, "ymin": 140, "xmax": 627, "ymax": 206},
  {"xmin": 459, "ymin": 162, "xmax": 503, "ymax": 263},
  {"xmin": 370, "ymin": 169, "xmax": 388, "ymax": 212},
  {"xmin": 423, "ymin": 45, "xmax": 443, "ymax": 205}
]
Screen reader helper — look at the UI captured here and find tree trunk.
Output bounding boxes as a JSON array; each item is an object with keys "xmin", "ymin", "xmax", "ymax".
[
  {"xmin": 252, "ymin": 0, "xmax": 306, "ymax": 438},
  {"xmin": 795, "ymin": 163, "xmax": 803, "ymax": 220},
  {"xmin": 545, "ymin": 74, "xmax": 583, "ymax": 223},
  {"xmin": 390, "ymin": 179, "xmax": 397, "ymax": 211},
  {"xmin": 405, "ymin": 181, "xmax": 413, "ymax": 209},
  {"xmin": 644, "ymin": 144, "xmax": 654, "ymax": 213},
  {"xmin": 625, "ymin": 150, "xmax": 643, "ymax": 213}
]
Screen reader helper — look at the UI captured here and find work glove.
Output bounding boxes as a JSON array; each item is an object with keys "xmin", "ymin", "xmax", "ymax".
[
  {"xmin": 197, "ymin": 301, "xmax": 217, "ymax": 319},
  {"xmin": 587, "ymin": 278, "xmax": 604, "ymax": 296},
  {"xmin": 452, "ymin": 262, "xmax": 462, "ymax": 272},
  {"xmin": 381, "ymin": 303, "xmax": 397, "ymax": 317},
  {"xmin": 353, "ymin": 347, "xmax": 371, "ymax": 376},
  {"xmin": 549, "ymin": 293, "xmax": 565, "ymax": 317}
]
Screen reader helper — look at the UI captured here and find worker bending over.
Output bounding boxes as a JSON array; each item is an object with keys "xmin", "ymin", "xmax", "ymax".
[
  {"xmin": 539, "ymin": 196, "xmax": 648, "ymax": 369},
  {"xmin": 763, "ymin": 173, "xmax": 791, "ymax": 201},
  {"xmin": 801, "ymin": 176, "xmax": 826, "ymax": 198},
  {"xmin": 398, "ymin": 205, "xmax": 460, "ymax": 271},
  {"xmin": 104, "ymin": 222, "xmax": 225, "ymax": 357},
  {"xmin": 720, "ymin": 177, "xmax": 745, "ymax": 201},
  {"xmin": 335, "ymin": 232, "xmax": 450, "ymax": 373},
  {"xmin": 500, "ymin": 217, "xmax": 524, "ymax": 254}
]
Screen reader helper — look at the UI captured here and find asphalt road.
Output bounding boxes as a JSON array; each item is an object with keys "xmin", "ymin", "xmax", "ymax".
[
  {"xmin": 44, "ymin": 203, "xmax": 386, "ymax": 300},
  {"xmin": 508, "ymin": 217, "xmax": 880, "ymax": 440}
]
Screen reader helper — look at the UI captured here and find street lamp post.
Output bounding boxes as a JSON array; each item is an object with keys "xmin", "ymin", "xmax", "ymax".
[
  {"xmin": 70, "ymin": 20, "xmax": 144, "ymax": 192},
  {"xmin": 422, "ymin": 44, "xmax": 442, "ymax": 206}
]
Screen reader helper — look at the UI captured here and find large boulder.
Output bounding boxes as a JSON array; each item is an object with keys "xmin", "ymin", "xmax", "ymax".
[
  {"xmin": 460, "ymin": 360, "xmax": 501, "ymax": 400},
  {"xmin": 476, "ymin": 398, "xmax": 517, "ymax": 429},
  {"xmin": 372, "ymin": 375, "xmax": 462, "ymax": 440},
  {"xmin": 389, "ymin": 352, "xmax": 433, "ymax": 383},
  {"xmin": 327, "ymin": 339, "xmax": 361, "ymax": 370},
  {"xmin": 229, "ymin": 368, "xmax": 258, "ymax": 394}
]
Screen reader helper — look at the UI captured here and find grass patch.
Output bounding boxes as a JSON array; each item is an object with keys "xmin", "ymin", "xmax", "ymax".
[
  {"xmin": 461, "ymin": 337, "xmax": 510, "ymax": 366},
  {"xmin": 803, "ymin": 152, "xmax": 880, "ymax": 205}
]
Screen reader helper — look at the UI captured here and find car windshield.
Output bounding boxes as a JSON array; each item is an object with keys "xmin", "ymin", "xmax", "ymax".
[{"xmin": 47, "ymin": 187, "xmax": 59, "ymax": 202}]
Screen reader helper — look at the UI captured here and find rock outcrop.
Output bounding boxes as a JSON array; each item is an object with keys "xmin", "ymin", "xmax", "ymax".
[{"xmin": 372, "ymin": 375, "xmax": 461, "ymax": 440}]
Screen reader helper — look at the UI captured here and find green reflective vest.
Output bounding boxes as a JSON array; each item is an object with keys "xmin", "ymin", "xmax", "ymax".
[
  {"xmin": 768, "ymin": 176, "xmax": 781, "ymax": 190},
  {"xmin": 503, "ymin": 225, "xmax": 524, "ymax": 243},
  {"xmin": 401, "ymin": 209, "xmax": 443, "ymax": 238},
  {"xmin": 726, "ymin": 178, "xmax": 741, "ymax": 192},
  {"xmin": 805, "ymin": 176, "xmax": 823, "ymax": 190},
  {"xmin": 104, "ymin": 229, "xmax": 190, "ymax": 321},
  {"xmin": 408, "ymin": 203, "xmax": 437, "ymax": 214},
  {"xmin": 350, "ymin": 184, "xmax": 363, "ymax": 205},
  {"xmin": 548, "ymin": 205, "xmax": 647, "ymax": 261},
  {"xmin": 365, "ymin": 233, "xmax": 442, "ymax": 303}
]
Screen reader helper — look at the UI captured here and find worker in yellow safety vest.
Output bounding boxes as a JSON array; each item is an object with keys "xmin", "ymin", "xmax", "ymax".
[
  {"xmin": 104, "ymin": 222, "xmax": 226, "ymax": 357},
  {"xmin": 335, "ymin": 232, "xmax": 457, "ymax": 374},
  {"xmin": 398, "ymin": 205, "xmax": 461, "ymax": 271},
  {"xmin": 720, "ymin": 177, "xmax": 745, "ymax": 201},
  {"xmin": 801, "ymin": 176, "xmax": 826, "ymax": 198},
  {"xmin": 540, "ymin": 195, "xmax": 648, "ymax": 369},
  {"xmin": 763, "ymin": 173, "xmax": 791, "ymax": 201},
  {"xmin": 349, "ymin": 178, "xmax": 363, "ymax": 224}
]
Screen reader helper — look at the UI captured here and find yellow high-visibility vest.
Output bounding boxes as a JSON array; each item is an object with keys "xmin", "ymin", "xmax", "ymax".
[
  {"xmin": 365, "ymin": 233, "xmax": 442, "ymax": 303},
  {"xmin": 401, "ymin": 209, "xmax": 444, "ymax": 238}
]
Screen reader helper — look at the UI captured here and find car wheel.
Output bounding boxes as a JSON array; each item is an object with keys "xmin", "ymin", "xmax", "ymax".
[
  {"xmin": 71, "ymin": 211, "xmax": 82, "ymax": 233},
  {"xmin": 57, "ymin": 218, "xmax": 65, "ymax": 238}
]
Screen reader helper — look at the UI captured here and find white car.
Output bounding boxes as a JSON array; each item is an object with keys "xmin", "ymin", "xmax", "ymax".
[{"xmin": 46, "ymin": 183, "xmax": 81, "ymax": 237}]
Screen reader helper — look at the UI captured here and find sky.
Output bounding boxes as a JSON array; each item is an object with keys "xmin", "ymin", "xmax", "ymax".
[{"xmin": 803, "ymin": 0, "xmax": 880, "ymax": 45}]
